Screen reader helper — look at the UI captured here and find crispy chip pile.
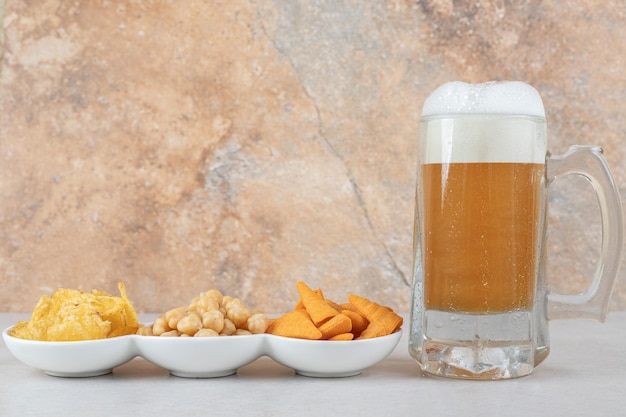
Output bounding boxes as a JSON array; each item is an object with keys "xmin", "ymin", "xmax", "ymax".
[
  {"xmin": 9, "ymin": 283, "xmax": 138, "ymax": 341},
  {"xmin": 266, "ymin": 281, "xmax": 402, "ymax": 340}
]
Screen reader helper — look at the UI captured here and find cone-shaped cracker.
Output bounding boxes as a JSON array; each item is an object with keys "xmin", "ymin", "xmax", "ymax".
[
  {"xmin": 329, "ymin": 332, "xmax": 354, "ymax": 341},
  {"xmin": 318, "ymin": 313, "xmax": 352, "ymax": 339},
  {"xmin": 297, "ymin": 281, "xmax": 338, "ymax": 326},
  {"xmin": 349, "ymin": 294, "xmax": 402, "ymax": 338},
  {"xmin": 347, "ymin": 294, "xmax": 390, "ymax": 322},
  {"xmin": 294, "ymin": 288, "xmax": 324, "ymax": 310},
  {"xmin": 379, "ymin": 309, "xmax": 403, "ymax": 334},
  {"xmin": 341, "ymin": 309, "xmax": 369, "ymax": 337},
  {"xmin": 357, "ymin": 320, "xmax": 388, "ymax": 339},
  {"xmin": 266, "ymin": 309, "xmax": 322, "ymax": 340},
  {"xmin": 356, "ymin": 311, "xmax": 402, "ymax": 339},
  {"xmin": 324, "ymin": 299, "xmax": 343, "ymax": 313},
  {"xmin": 340, "ymin": 302, "xmax": 361, "ymax": 314}
]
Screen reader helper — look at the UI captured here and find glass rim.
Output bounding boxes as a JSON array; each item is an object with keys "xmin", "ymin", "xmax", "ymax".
[{"xmin": 420, "ymin": 113, "xmax": 547, "ymax": 122}]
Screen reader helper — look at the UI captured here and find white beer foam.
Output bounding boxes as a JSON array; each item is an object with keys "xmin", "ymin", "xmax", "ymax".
[
  {"xmin": 422, "ymin": 81, "xmax": 545, "ymax": 117},
  {"xmin": 421, "ymin": 81, "xmax": 547, "ymax": 164}
]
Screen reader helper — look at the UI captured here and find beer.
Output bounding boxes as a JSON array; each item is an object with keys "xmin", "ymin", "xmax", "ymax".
[
  {"xmin": 421, "ymin": 162, "xmax": 544, "ymax": 313},
  {"xmin": 410, "ymin": 81, "xmax": 623, "ymax": 379}
]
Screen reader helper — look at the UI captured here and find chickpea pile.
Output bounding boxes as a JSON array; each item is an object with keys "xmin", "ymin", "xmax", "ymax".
[{"xmin": 136, "ymin": 289, "xmax": 269, "ymax": 337}]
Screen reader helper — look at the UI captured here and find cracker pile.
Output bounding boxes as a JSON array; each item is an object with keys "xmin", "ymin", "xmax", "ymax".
[{"xmin": 266, "ymin": 281, "xmax": 402, "ymax": 340}]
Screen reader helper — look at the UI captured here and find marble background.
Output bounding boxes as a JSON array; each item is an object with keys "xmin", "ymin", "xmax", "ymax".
[{"xmin": 1, "ymin": 0, "xmax": 624, "ymax": 313}]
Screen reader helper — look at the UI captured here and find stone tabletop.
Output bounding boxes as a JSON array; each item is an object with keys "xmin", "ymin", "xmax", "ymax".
[{"xmin": 2, "ymin": 313, "xmax": 626, "ymax": 417}]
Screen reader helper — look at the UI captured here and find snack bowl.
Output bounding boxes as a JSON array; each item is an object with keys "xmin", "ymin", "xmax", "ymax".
[
  {"xmin": 265, "ymin": 330, "xmax": 402, "ymax": 377},
  {"xmin": 135, "ymin": 334, "xmax": 266, "ymax": 378},
  {"xmin": 4, "ymin": 326, "xmax": 402, "ymax": 378},
  {"xmin": 2, "ymin": 326, "xmax": 137, "ymax": 377}
]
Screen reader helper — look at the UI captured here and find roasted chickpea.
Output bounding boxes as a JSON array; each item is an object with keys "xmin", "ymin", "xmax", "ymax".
[
  {"xmin": 165, "ymin": 306, "xmax": 187, "ymax": 330},
  {"xmin": 225, "ymin": 298, "xmax": 251, "ymax": 329},
  {"xmin": 143, "ymin": 289, "xmax": 267, "ymax": 338},
  {"xmin": 195, "ymin": 328, "xmax": 219, "ymax": 337},
  {"xmin": 136, "ymin": 325, "xmax": 153, "ymax": 336},
  {"xmin": 152, "ymin": 315, "xmax": 170, "ymax": 336},
  {"xmin": 188, "ymin": 297, "xmax": 219, "ymax": 315},
  {"xmin": 202, "ymin": 309, "xmax": 225, "ymax": 333},
  {"xmin": 220, "ymin": 318, "xmax": 236, "ymax": 336},
  {"xmin": 160, "ymin": 329, "xmax": 181, "ymax": 337},
  {"xmin": 247, "ymin": 313, "xmax": 270, "ymax": 334},
  {"xmin": 177, "ymin": 312, "xmax": 203, "ymax": 336}
]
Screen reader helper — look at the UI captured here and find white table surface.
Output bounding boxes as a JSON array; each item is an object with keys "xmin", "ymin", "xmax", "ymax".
[{"xmin": 2, "ymin": 312, "xmax": 626, "ymax": 417}]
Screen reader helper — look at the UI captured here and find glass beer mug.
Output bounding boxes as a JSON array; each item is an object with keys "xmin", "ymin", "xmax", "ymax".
[{"xmin": 408, "ymin": 81, "xmax": 624, "ymax": 379}]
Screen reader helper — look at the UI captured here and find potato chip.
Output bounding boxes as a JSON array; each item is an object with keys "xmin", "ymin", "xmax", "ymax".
[{"xmin": 9, "ymin": 282, "xmax": 138, "ymax": 341}]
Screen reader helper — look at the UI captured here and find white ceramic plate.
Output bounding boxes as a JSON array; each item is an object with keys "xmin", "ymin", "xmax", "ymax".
[{"xmin": 3, "ymin": 327, "xmax": 401, "ymax": 378}]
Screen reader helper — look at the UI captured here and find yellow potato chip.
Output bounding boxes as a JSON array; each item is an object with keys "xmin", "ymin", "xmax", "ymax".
[
  {"xmin": 99, "ymin": 283, "xmax": 139, "ymax": 337},
  {"xmin": 9, "ymin": 282, "xmax": 138, "ymax": 341},
  {"xmin": 45, "ymin": 302, "xmax": 112, "ymax": 341}
]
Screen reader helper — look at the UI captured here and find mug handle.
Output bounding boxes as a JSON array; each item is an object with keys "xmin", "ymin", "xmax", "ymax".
[{"xmin": 546, "ymin": 145, "xmax": 624, "ymax": 321}]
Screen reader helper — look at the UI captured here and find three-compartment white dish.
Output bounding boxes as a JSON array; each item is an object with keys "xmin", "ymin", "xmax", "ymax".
[{"xmin": 2, "ymin": 326, "xmax": 401, "ymax": 378}]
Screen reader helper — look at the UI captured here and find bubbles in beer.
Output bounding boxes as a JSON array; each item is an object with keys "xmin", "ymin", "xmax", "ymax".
[{"xmin": 422, "ymin": 81, "xmax": 545, "ymax": 117}]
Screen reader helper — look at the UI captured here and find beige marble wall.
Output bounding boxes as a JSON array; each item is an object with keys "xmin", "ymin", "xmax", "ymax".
[{"xmin": 1, "ymin": 0, "xmax": 624, "ymax": 313}]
